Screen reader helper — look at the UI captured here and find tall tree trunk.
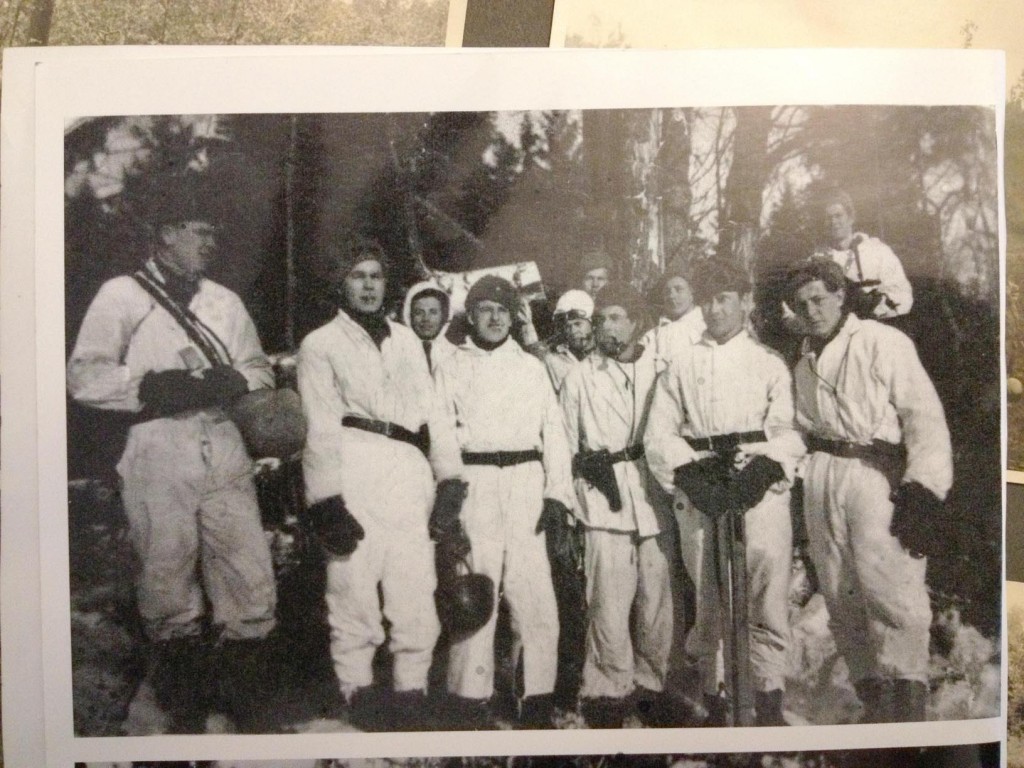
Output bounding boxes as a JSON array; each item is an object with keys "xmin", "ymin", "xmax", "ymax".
[
  {"xmin": 26, "ymin": 0, "xmax": 54, "ymax": 45},
  {"xmin": 721, "ymin": 106, "xmax": 773, "ymax": 271}
]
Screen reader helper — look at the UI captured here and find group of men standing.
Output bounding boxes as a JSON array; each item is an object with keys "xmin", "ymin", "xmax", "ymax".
[{"xmin": 67, "ymin": 188, "xmax": 953, "ymax": 734}]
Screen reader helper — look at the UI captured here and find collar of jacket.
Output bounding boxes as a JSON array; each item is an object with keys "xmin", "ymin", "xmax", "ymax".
[
  {"xmin": 799, "ymin": 312, "xmax": 862, "ymax": 359},
  {"xmin": 335, "ymin": 307, "xmax": 394, "ymax": 344},
  {"xmin": 145, "ymin": 258, "xmax": 205, "ymax": 305},
  {"xmin": 459, "ymin": 335, "xmax": 522, "ymax": 356},
  {"xmin": 696, "ymin": 327, "xmax": 750, "ymax": 349}
]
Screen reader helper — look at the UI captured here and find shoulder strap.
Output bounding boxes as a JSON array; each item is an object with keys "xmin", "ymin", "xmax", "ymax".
[{"xmin": 132, "ymin": 269, "xmax": 232, "ymax": 367}]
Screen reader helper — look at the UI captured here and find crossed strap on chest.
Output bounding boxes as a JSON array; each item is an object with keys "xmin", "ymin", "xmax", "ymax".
[{"xmin": 132, "ymin": 266, "xmax": 232, "ymax": 368}]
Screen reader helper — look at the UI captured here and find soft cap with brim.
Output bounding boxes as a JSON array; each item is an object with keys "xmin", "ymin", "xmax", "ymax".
[
  {"xmin": 465, "ymin": 274, "xmax": 519, "ymax": 314},
  {"xmin": 691, "ymin": 258, "xmax": 751, "ymax": 304},
  {"xmin": 554, "ymin": 289, "xmax": 594, "ymax": 320},
  {"xmin": 594, "ymin": 283, "xmax": 644, "ymax": 319},
  {"xmin": 580, "ymin": 249, "xmax": 613, "ymax": 276}
]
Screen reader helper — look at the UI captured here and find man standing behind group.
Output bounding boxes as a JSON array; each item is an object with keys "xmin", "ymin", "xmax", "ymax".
[
  {"xmin": 559, "ymin": 284, "xmax": 677, "ymax": 728},
  {"xmin": 645, "ymin": 259, "xmax": 804, "ymax": 727},
  {"xmin": 67, "ymin": 204, "xmax": 277, "ymax": 734},
  {"xmin": 433, "ymin": 275, "xmax": 575, "ymax": 729},
  {"xmin": 641, "ymin": 257, "xmax": 706, "ymax": 363},
  {"xmin": 403, "ymin": 283, "xmax": 457, "ymax": 373},
  {"xmin": 815, "ymin": 188, "xmax": 913, "ymax": 320},
  {"xmin": 298, "ymin": 237, "xmax": 462, "ymax": 731},
  {"xmin": 786, "ymin": 258, "xmax": 951, "ymax": 723}
]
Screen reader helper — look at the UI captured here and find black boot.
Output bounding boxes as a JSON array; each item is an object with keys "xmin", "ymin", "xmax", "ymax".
[
  {"xmin": 632, "ymin": 687, "xmax": 701, "ymax": 728},
  {"xmin": 389, "ymin": 689, "xmax": 433, "ymax": 731},
  {"xmin": 519, "ymin": 694, "xmax": 555, "ymax": 729},
  {"xmin": 854, "ymin": 678, "xmax": 895, "ymax": 723},
  {"xmin": 754, "ymin": 689, "xmax": 786, "ymax": 727},
  {"xmin": 581, "ymin": 696, "xmax": 628, "ymax": 728},
  {"xmin": 148, "ymin": 636, "xmax": 210, "ymax": 733},
  {"xmin": 702, "ymin": 693, "xmax": 730, "ymax": 727},
  {"xmin": 442, "ymin": 694, "xmax": 497, "ymax": 730},
  {"xmin": 893, "ymin": 679, "xmax": 928, "ymax": 722},
  {"xmin": 348, "ymin": 685, "xmax": 390, "ymax": 732},
  {"xmin": 215, "ymin": 638, "xmax": 273, "ymax": 733}
]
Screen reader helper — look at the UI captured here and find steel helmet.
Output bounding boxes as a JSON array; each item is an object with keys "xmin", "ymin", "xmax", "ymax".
[{"xmin": 435, "ymin": 571, "xmax": 495, "ymax": 640}]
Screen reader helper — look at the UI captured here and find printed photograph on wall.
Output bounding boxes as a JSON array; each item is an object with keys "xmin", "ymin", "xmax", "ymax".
[{"xmin": 63, "ymin": 104, "xmax": 1001, "ymax": 738}]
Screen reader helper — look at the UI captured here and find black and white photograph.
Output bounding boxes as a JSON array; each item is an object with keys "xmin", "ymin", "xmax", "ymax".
[
  {"xmin": 61, "ymin": 100, "xmax": 1001, "ymax": 738},
  {"xmin": 0, "ymin": 47, "xmax": 1006, "ymax": 768}
]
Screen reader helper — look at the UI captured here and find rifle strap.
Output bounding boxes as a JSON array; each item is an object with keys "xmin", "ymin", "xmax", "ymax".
[{"xmin": 132, "ymin": 263, "xmax": 232, "ymax": 368}]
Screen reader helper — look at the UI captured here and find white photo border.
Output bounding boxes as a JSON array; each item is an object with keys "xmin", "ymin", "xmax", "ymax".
[{"xmin": 2, "ymin": 46, "xmax": 1008, "ymax": 767}]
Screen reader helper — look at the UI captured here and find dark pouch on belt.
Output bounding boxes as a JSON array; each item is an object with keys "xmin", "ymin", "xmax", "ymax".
[{"xmin": 572, "ymin": 449, "xmax": 622, "ymax": 512}]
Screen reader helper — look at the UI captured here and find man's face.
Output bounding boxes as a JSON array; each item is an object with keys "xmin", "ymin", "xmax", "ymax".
[
  {"xmin": 410, "ymin": 295, "xmax": 445, "ymax": 341},
  {"xmin": 159, "ymin": 220, "xmax": 216, "ymax": 279},
  {"xmin": 665, "ymin": 276, "xmax": 694, "ymax": 319},
  {"xmin": 594, "ymin": 305, "xmax": 637, "ymax": 356},
  {"xmin": 469, "ymin": 299, "xmax": 512, "ymax": 345},
  {"xmin": 563, "ymin": 315, "xmax": 594, "ymax": 355},
  {"xmin": 701, "ymin": 290, "xmax": 747, "ymax": 344},
  {"xmin": 792, "ymin": 279, "xmax": 845, "ymax": 338},
  {"xmin": 825, "ymin": 203, "xmax": 855, "ymax": 248},
  {"xmin": 342, "ymin": 258, "xmax": 386, "ymax": 314},
  {"xmin": 582, "ymin": 267, "xmax": 610, "ymax": 298}
]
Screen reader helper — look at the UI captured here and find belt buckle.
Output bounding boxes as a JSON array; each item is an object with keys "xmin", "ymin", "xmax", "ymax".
[
  {"xmin": 706, "ymin": 435, "xmax": 715, "ymax": 453},
  {"xmin": 380, "ymin": 421, "xmax": 395, "ymax": 438}
]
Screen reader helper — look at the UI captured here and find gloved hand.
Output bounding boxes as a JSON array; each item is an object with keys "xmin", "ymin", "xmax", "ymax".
[
  {"xmin": 138, "ymin": 369, "xmax": 208, "ymax": 417},
  {"xmin": 201, "ymin": 365, "xmax": 249, "ymax": 406},
  {"xmin": 890, "ymin": 481, "xmax": 944, "ymax": 559},
  {"xmin": 430, "ymin": 478, "xmax": 471, "ymax": 563},
  {"xmin": 674, "ymin": 457, "xmax": 731, "ymax": 518},
  {"xmin": 537, "ymin": 498, "xmax": 582, "ymax": 573},
  {"xmin": 727, "ymin": 455, "xmax": 786, "ymax": 511},
  {"xmin": 305, "ymin": 495, "xmax": 365, "ymax": 557}
]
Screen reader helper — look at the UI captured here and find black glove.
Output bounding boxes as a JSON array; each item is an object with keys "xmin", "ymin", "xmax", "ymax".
[
  {"xmin": 572, "ymin": 449, "xmax": 623, "ymax": 511},
  {"xmin": 305, "ymin": 495, "xmax": 365, "ymax": 557},
  {"xmin": 890, "ymin": 481, "xmax": 944, "ymax": 559},
  {"xmin": 727, "ymin": 455, "xmax": 786, "ymax": 511},
  {"xmin": 674, "ymin": 457, "xmax": 732, "ymax": 518},
  {"xmin": 138, "ymin": 369, "xmax": 209, "ymax": 417},
  {"xmin": 201, "ymin": 364, "xmax": 249, "ymax": 406},
  {"xmin": 537, "ymin": 498, "xmax": 582, "ymax": 574},
  {"xmin": 430, "ymin": 478, "xmax": 471, "ymax": 563}
]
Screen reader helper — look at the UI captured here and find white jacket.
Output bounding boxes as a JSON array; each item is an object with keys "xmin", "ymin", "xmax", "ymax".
[
  {"xmin": 819, "ymin": 233, "xmax": 913, "ymax": 318},
  {"xmin": 67, "ymin": 263, "xmax": 272, "ymax": 410},
  {"xmin": 793, "ymin": 313, "xmax": 953, "ymax": 498},
  {"xmin": 645, "ymin": 329, "xmax": 805, "ymax": 493},
  {"xmin": 433, "ymin": 337, "xmax": 574, "ymax": 507},
  {"xmin": 298, "ymin": 310, "xmax": 462, "ymax": 511},
  {"xmin": 640, "ymin": 306, "xmax": 706, "ymax": 368},
  {"xmin": 559, "ymin": 349, "xmax": 670, "ymax": 537}
]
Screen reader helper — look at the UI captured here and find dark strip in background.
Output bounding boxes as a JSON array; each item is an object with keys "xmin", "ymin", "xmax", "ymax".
[{"xmin": 462, "ymin": 0, "xmax": 555, "ymax": 47}]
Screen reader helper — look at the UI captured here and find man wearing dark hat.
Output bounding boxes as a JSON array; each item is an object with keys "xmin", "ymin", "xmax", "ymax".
[
  {"xmin": 559, "ymin": 283, "xmax": 677, "ymax": 728},
  {"xmin": 787, "ymin": 258, "xmax": 951, "ymax": 723},
  {"xmin": 645, "ymin": 259, "xmax": 804, "ymax": 727},
  {"xmin": 67, "ymin": 208, "xmax": 277, "ymax": 733},
  {"xmin": 579, "ymin": 249, "xmax": 613, "ymax": 298},
  {"xmin": 297, "ymin": 236, "xmax": 463, "ymax": 730},
  {"xmin": 433, "ymin": 274, "xmax": 575, "ymax": 729}
]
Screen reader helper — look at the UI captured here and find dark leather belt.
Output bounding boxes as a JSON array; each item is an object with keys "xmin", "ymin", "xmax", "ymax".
[
  {"xmin": 807, "ymin": 435, "xmax": 904, "ymax": 463},
  {"xmin": 608, "ymin": 443, "xmax": 645, "ymax": 463},
  {"xmin": 462, "ymin": 450, "xmax": 542, "ymax": 468},
  {"xmin": 342, "ymin": 416, "xmax": 429, "ymax": 455},
  {"xmin": 685, "ymin": 431, "xmax": 767, "ymax": 453}
]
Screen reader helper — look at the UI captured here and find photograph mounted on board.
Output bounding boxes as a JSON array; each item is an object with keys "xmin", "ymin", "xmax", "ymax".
[{"xmin": 64, "ymin": 105, "xmax": 1000, "ymax": 737}]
